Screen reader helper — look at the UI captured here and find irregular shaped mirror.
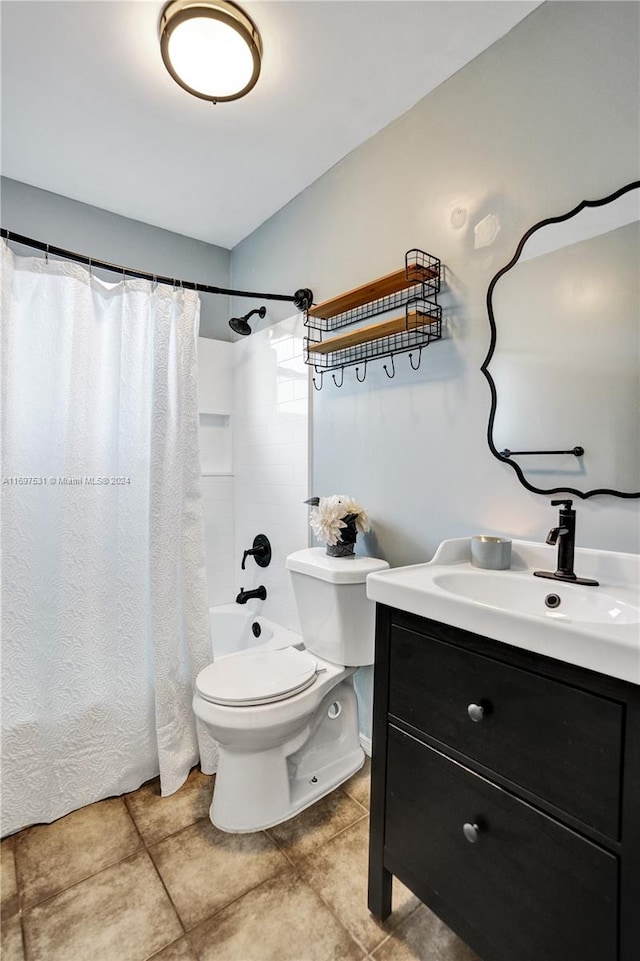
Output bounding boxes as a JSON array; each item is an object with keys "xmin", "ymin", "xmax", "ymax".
[{"xmin": 482, "ymin": 181, "xmax": 640, "ymax": 498}]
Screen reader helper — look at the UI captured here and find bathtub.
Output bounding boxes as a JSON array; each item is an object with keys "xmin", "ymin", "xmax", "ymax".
[{"xmin": 208, "ymin": 604, "xmax": 302, "ymax": 660}]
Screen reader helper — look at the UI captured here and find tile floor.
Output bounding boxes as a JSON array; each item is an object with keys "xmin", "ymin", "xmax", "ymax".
[{"xmin": 1, "ymin": 760, "xmax": 479, "ymax": 961}]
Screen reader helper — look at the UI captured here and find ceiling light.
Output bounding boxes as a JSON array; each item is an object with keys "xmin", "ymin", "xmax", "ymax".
[{"xmin": 159, "ymin": 0, "xmax": 262, "ymax": 104}]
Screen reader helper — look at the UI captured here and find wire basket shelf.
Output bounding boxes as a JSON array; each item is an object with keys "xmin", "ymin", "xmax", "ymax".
[
  {"xmin": 305, "ymin": 249, "xmax": 440, "ymax": 333},
  {"xmin": 306, "ymin": 299, "xmax": 442, "ymax": 372}
]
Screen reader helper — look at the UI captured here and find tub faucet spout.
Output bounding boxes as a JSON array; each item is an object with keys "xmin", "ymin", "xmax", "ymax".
[{"xmin": 235, "ymin": 585, "xmax": 267, "ymax": 605}]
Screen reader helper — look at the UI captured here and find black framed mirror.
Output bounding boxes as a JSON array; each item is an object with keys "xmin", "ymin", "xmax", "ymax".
[{"xmin": 482, "ymin": 181, "xmax": 640, "ymax": 499}]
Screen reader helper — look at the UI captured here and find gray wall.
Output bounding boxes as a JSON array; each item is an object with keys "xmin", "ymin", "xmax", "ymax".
[
  {"xmin": 1, "ymin": 177, "xmax": 232, "ymax": 340},
  {"xmin": 232, "ymin": 1, "xmax": 640, "ymax": 562}
]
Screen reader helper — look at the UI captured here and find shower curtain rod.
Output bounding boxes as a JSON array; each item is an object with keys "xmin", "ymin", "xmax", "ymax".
[{"xmin": 1, "ymin": 229, "xmax": 313, "ymax": 310}]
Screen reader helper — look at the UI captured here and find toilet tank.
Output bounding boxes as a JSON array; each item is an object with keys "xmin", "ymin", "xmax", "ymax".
[{"xmin": 286, "ymin": 548, "xmax": 390, "ymax": 666}]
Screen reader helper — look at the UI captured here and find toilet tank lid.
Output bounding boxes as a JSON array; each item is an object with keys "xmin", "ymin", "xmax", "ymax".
[{"xmin": 286, "ymin": 548, "xmax": 389, "ymax": 584}]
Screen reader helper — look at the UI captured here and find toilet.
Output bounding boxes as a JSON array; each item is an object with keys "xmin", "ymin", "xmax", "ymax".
[{"xmin": 192, "ymin": 547, "xmax": 389, "ymax": 833}]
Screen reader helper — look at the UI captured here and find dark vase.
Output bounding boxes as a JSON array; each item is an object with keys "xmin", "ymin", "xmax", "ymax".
[{"xmin": 326, "ymin": 514, "xmax": 358, "ymax": 557}]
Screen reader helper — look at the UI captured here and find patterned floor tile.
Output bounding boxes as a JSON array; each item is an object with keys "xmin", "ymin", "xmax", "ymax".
[
  {"xmin": 265, "ymin": 787, "xmax": 366, "ymax": 863},
  {"xmin": 125, "ymin": 768, "xmax": 214, "ymax": 846},
  {"xmin": 342, "ymin": 757, "xmax": 372, "ymax": 809},
  {"xmin": 15, "ymin": 796, "xmax": 142, "ymax": 907},
  {"xmin": 188, "ymin": 870, "xmax": 365, "ymax": 961},
  {"xmin": 1, "ymin": 837, "xmax": 19, "ymax": 920},
  {"xmin": 22, "ymin": 850, "xmax": 182, "ymax": 961},
  {"xmin": 300, "ymin": 818, "xmax": 419, "ymax": 954},
  {"xmin": 149, "ymin": 818, "xmax": 288, "ymax": 929},
  {"xmin": 371, "ymin": 904, "xmax": 480, "ymax": 961},
  {"xmin": 1, "ymin": 914, "xmax": 24, "ymax": 961},
  {"xmin": 148, "ymin": 937, "xmax": 198, "ymax": 961}
]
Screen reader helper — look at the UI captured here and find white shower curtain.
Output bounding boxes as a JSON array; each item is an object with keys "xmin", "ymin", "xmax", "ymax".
[{"xmin": 1, "ymin": 241, "xmax": 217, "ymax": 836}]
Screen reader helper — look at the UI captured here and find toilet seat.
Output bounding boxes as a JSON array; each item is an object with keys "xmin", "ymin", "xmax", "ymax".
[{"xmin": 196, "ymin": 647, "xmax": 319, "ymax": 707}]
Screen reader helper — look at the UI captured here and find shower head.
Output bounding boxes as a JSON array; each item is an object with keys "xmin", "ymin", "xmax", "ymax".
[
  {"xmin": 229, "ymin": 305, "xmax": 266, "ymax": 336},
  {"xmin": 229, "ymin": 316, "xmax": 252, "ymax": 336}
]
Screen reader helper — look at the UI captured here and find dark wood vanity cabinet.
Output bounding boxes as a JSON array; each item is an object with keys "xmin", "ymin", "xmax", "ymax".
[{"xmin": 368, "ymin": 606, "xmax": 640, "ymax": 961}]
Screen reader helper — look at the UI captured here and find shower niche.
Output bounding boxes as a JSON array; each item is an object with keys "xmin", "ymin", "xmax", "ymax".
[{"xmin": 197, "ymin": 337, "xmax": 233, "ymax": 475}]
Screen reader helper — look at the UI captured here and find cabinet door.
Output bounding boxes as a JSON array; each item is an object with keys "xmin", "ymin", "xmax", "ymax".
[
  {"xmin": 385, "ymin": 725, "xmax": 618, "ymax": 961},
  {"xmin": 388, "ymin": 625, "xmax": 623, "ymax": 837}
]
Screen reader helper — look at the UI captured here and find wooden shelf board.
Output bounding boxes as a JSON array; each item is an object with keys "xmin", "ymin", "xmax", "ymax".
[
  {"xmin": 308, "ymin": 265, "xmax": 438, "ymax": 320},
  {"xmin": 307, "ymin": 310, "xmax": 437, "ymax": 355}
]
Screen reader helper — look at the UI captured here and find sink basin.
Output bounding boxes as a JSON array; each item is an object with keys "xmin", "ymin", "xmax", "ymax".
[
  {"xmin": 432, "ymin": 570, "xmax": 639, "ymax": 625},
  {"xmin": 366, "ymin": 538, "xmax": 640, "ymax": 685}
]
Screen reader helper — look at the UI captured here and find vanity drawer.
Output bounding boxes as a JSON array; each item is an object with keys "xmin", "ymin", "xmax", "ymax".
[
  {"xmin": 388, "ymin": 626, "xmax": 623, "ymax": 837},
  {"xmin": 385, "ymin": 725, "xmax": 618, "ymax": 961}
]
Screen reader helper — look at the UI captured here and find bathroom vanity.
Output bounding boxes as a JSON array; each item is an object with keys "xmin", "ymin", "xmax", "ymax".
[{"xmin": 366, "ymin": 539, "xmax": 640, "ymax": 961}]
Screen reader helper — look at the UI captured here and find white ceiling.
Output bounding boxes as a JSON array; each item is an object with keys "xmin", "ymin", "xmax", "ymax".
[{"xmin": 1, "ymin": 1, "xmax": 540, "ymax": 249}]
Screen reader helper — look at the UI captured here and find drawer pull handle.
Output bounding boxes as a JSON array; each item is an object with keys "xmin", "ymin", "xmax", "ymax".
[
  {"xmin": 463, "ymin": 822, "xmax": 480, "ymax": 844},
  {"xmin": 467, "ymin": 703, "xmax": 485, "ymax": 722}
]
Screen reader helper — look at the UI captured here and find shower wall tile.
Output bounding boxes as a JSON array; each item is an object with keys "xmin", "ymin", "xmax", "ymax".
[
  {"xmin": 197, "ymin": 323, "xmax": 309, "ymax": 623},
  {"xmin": 232, "ymin": 315, "xmax": 309, "ymax": 633},
  {"xmin": 201, "ymin": 476, "xmax": 235, "ymax": 608},
  {"xmin": 292, "ymin": 463, "xmax": 309, "ymax": 487},
  {"xmin": 200, "ymin": 475, "xmax": 233, "ymax": 502},
  {"xmin": 197, "ymin": 339, "xmax": 232, "ymax": 415},
  {"xmin": 198, "ymin": 339, "xmax": 236, "ymax": 611}
]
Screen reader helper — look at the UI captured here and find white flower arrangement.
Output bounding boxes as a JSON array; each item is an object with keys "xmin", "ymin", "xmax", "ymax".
[{"xmin": 307, "ymin": 494, "xmax": 371, "ymax": 547}]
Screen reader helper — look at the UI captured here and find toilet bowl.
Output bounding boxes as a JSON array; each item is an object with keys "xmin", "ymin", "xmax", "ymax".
[{"xmin": 192, "ymin": 548, "xmax": 389, "ymax": 833}]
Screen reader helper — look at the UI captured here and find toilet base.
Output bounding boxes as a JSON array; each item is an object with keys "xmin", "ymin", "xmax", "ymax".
[{"xmin": 209, "ymin": 679, "xmax": 364, "ymax": 833}]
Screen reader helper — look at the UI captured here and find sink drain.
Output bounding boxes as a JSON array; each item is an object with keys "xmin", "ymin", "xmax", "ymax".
[{"xmin": 545, "ymin": 593, "xmax": 562, "ymax": 609}]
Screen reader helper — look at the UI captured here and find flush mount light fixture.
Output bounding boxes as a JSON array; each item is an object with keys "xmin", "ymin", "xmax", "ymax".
[{"xmin": 159, "ymin": 0, "xmax": 262, "ymax": 103}]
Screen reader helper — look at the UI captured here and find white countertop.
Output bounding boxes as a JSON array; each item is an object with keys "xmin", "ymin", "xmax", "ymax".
[{"xmin": 366, "ymin": 538, "xmax": 640, "ymax": 686}]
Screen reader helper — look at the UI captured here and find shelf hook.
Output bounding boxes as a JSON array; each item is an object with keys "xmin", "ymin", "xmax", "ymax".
[
  {"xmin": 355, "ymin": 361, "xmax": 367, "ymax": 383},
  {"xmin": 409, "ymin": 346, "xmax": 423, "ymax": 371},
  {"xmin": 332, "ymin": 366, "xmax": 345, "ymax": 388},
  {"xmin": 383, "ymin": 354, "xmax": 396, "ymax": 379},
  {"xmin": 312, "ymin": 371, "xmax": 324, "ymax": 391}
]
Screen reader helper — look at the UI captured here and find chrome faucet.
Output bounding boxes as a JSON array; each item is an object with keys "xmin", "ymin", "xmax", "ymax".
[
  {"xmin": 533, "ymin": 499, "xmax": 599, "ymax": 586},
  {"xmin": 235, "ymin": 585, "xmax": 267, "ymax": 604}
]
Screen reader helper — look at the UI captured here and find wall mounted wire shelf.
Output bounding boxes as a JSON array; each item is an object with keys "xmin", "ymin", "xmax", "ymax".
[
  {"xmin": 307, "ymin": 299, "xmax": 441, "ymax": 369},
  {"xmin": 304, "ymin": 249, "xmax": 442, "ymax": 386},
  {"xmin": 305, "ymin": 249, "xmax": 440, "ymax": 333}
]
